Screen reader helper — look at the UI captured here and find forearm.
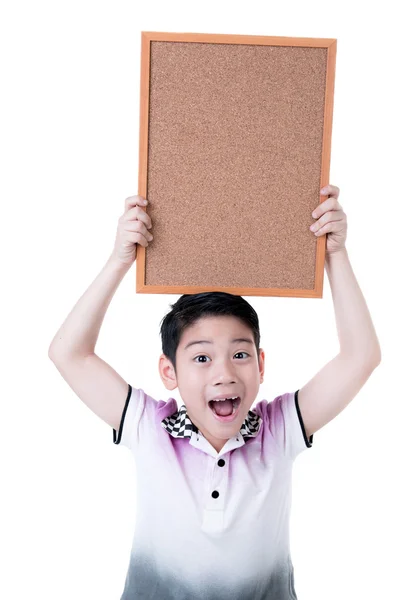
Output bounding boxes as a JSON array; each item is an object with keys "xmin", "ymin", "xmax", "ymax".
[
  {"xmin": 325, "ymin": 248, "xmax": 381, "ymax": 364},
  {"xmin": 48, "ymin": 254, "xmax": 131, "ymax": 359}
]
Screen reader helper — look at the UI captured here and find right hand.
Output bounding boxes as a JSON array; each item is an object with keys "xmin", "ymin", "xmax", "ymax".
[{"xmin": 110, "ymin": 195, "xmax": 153, "ymax": 267}]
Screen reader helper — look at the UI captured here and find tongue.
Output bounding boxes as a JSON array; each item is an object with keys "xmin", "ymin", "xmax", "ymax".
[{"xmin": 211, "ymin": 399, "xmax": 234, "ymax": 416}]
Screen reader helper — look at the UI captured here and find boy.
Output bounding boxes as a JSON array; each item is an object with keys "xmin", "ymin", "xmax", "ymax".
[{"xmin": 49, "ymin": 184, "xmax": 381, "ymax": 599}]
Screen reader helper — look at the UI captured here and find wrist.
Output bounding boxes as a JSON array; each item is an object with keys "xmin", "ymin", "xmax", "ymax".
[
  {"xmin": 326, "ymin": 247, "xmax": 348, "ymax": 262},
  {"xmin": 107, "ymin": 253, "xmax": 133, "ymax": 273}
]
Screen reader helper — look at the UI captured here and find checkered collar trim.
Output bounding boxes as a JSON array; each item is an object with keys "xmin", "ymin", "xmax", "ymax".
[{"xmin": 161, "ymin": 404, "xmax": 262, "ymax": 439}]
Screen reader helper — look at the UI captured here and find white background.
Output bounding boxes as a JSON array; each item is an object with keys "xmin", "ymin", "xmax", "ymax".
[{"xmin": 1, "ymin": 1, "xmax": 399, "ymax": 598}]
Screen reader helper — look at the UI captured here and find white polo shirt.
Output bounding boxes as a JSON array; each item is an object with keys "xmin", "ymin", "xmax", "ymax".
[{"xmin": 113, "ymin": 384, "xmax": 313, "ymax": 600}]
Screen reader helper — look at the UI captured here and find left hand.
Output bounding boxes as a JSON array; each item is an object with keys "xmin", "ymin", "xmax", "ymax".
[{"xmin": 310, "ymin": 184, "xmax": 347, "ymax": 255}]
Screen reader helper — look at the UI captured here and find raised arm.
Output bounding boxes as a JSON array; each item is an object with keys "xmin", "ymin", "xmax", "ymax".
[
  {"xmin": 48, "ymin": 194, "xmax": 153, "ymax": 430},
  {"xmin": 298, "ymin": 185, "xmax": 381, "ymax": 439}
]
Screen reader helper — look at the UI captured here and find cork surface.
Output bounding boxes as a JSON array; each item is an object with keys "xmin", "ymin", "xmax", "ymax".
[{"xmin": 143, "ymin": 40, "xmax": 328, "ymax": 293}]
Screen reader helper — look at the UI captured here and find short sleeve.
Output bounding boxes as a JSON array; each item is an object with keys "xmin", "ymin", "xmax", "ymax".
[
  {"xmin": 112, "ymin": 384, "xmax": 175, "ymax": 453},
  {"xmin": 112, "ymin": 384, "xmax": 155, "ymax": 452},
  {"xmin": 258, "ymin": 390, "xmax": 313, "ymax": 461}
]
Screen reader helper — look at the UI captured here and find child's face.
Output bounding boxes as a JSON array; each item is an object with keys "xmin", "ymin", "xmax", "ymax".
[{"xmin": 159, "ymin": 315, "xmax": 265, "ymax": 452}]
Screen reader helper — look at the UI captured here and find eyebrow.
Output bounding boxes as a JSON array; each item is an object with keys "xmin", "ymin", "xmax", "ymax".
[{"xmin": 184, "ymin": 337, "xmax": 254, "ymax": 351}]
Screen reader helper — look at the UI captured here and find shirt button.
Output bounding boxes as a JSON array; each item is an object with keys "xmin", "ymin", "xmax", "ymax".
[
  {"xmin": 217, "ymin": 459, "xmax": 225, "ymax": 467},
  {"xmin": 211, "ymin": 490, "xmax": 219, "ymax": 499}
]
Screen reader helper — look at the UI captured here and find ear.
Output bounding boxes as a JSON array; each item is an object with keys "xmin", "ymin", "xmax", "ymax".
[
  {"xmin": 159, "ymin": 354, "xmax": 178, "ymax": 391},
  {"xmin": 258, "ymin": 348, "xmax": 265, "ymax": 384}
]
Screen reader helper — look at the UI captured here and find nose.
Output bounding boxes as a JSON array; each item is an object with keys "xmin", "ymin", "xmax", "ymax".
[{"xmin": 213, "ymin": 359, "xmax": 237, "ymax": 384}]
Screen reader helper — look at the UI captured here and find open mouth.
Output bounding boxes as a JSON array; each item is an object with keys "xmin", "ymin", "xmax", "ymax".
[{"xmin": 208, "ymin": 396, "xmax": 241, "ymax": 422}]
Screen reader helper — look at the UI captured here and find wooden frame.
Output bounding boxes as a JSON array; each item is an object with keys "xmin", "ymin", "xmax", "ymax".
[{"xmin": 136, "ymin": 31, "xmax": 337, "ymax": 297}]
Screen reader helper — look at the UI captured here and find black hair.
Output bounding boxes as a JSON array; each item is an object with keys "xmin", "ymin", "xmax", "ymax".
[{"xmin": 159, "ymin": 291, "xmax": 261, "ymax": 375}]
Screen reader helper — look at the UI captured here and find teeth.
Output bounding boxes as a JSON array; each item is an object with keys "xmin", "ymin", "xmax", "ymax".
[{"xmin": 212, "ymin": 396, "xmax": 239, "ymax": 402}]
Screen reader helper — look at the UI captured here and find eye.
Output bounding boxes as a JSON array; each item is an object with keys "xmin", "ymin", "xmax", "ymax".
[
  {"xmin": 235, "ymin": 351, "xmax": 250, "ymax": 359},
  {"xmin": 193, "ymin": 355, "xmax": 211, "ymax": 363},
  {"xmin": 193, "ymin": 352, "xmax": 250, "ymax": 363}
]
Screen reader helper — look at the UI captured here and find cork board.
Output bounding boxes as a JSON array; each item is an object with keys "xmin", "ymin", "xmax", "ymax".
[{"xmin": 135, "ymin": 31, "xmax": 337, "ymax": 298}]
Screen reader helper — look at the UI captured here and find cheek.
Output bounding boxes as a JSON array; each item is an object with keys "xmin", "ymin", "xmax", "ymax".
[
  {"xmin": 184, "ymin": 369, "xmax": 202, "ymax": 388},
  {"xmin": 180, "ymin": 371, "xmax": 204, "ymax": 403}
]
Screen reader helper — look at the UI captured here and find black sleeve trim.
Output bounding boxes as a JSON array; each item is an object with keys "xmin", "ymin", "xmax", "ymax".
[
  {"xmin": 294, "ymin": 389, "xmax": 314, "ymax": 448},
  {"xmin": 113, "ymin": 384, "xmax": 133, "ymax": 444}
]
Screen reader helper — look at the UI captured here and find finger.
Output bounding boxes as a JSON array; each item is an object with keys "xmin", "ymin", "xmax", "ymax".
[
  {"xmin": 312, "ymin": 197, "xmax": 342, "ymax": 219},
  {"xmin": 124, "ymin": 195, "xmax": 148, "ymax": 211},
  {"xmin": 124, "ymin": 205, "xmax": 152, "ymax": 230},
  {"xmin": 124, "ymin": 219, "xmax": 153, "ymax": 241},
  {"xmin": 135, "ymin": 231, "xmax": 152, "ymax": 246},
  {"xmin": 310, "ymin": 210, "xmax": 344, "ymax": 232},
  {"xmin": 314, "ymin": 219, "xmax": 346, "ymax": 236},
  {"xmin": 320, "ymin": 184, "xmax": 340, "ymax": 198},
  {"xmin": 128, "ymin": 231, "xmax": 151, "ymax": 247}
]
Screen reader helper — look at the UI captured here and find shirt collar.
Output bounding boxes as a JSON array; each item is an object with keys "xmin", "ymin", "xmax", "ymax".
[{"xmin": 161, "ymin": 403, "xmax": 262, "ymax": 440}]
